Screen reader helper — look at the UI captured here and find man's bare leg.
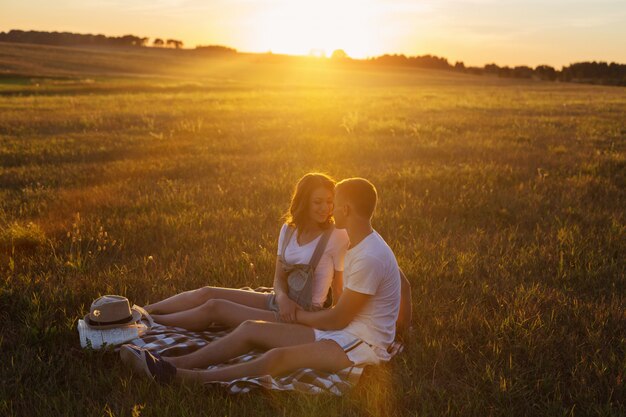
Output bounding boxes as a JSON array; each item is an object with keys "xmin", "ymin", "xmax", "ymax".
[
  {"xmin": 151, "ymin": 299, "xmax": 278, "ymax": 331},
  {"xmin": 144, "ymin": 286, "xmax": 270, "ymax": 315},
  {"xmin": 176, "ymin": 340, "xmax": 353, "ymax": 384},
  {"xmin": 164, "ymin": 320, "xmax": 315, "ymax": 369}
]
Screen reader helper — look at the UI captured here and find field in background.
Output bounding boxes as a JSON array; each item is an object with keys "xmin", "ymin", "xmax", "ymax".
[{"xmin": 0, "ymin": 43, "xmax": 625, "ymax": 416}]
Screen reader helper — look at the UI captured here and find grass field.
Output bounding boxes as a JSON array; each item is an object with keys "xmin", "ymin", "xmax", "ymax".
[{"xmin": 0, "ymin": 43, "xmax": 625, "ymax": 416}]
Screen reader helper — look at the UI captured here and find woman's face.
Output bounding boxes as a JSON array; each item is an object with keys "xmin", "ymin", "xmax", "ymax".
[{"xmin": 308, "ymin": 186, "xmax": 334, "ymax": 225}]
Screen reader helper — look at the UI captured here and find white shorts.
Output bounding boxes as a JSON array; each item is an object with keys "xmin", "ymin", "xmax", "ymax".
[{"xmin": 313, "ymin": 329, "xmax": 384, "ymax": 366}]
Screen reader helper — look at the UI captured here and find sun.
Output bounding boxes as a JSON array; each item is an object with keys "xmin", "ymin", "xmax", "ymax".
[{"xmin": 245, "ymin": 0, "xmax": 385, "ymax": 58}]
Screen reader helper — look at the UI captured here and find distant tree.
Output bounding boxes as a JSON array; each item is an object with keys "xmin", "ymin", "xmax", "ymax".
[
  {"xmin": 484, "ymin": 63, "xmax": 500, "ymax": 74},
  {"xmin": 195, "ymin": 45, "xmax": 237, "ymax": 54},
  {"xmin": 370, "ymin": 54, "xmax": 408, "ymax": 66},
  {"xmin": 454, "ymin": 61, "xmax": 465, "ymax": 71},
  {"xmin": 153, "ymin": 38, "xmax": 164, "ymax": 47},
  {"xmin": 410, "ymin": 54, "xmax": 451, "ymax": 69},
  {"xmin": 535, "ymin": 65, "xmax": 557, "ymax": 81},
  {"xmin": 466, "ymin": 66, "xmax": 483, "ymax": 75},
  {"xmin": 331, "ymin": 49, "xmax": 348, "ymax": 60},
  {"xmin": 512, "ymin": 66, "xmax": 533, "ymax": 78},
  {"xmin": 166, "ymin": 39, "xmax": 183, "ymax": 49},
  {"xmin": 368, "ymin": 53, "xmax": 451, "ymax": 70},
  {"xmin": 120, "ymin": 34, "xmax": 144, "ymax": 46},
  {"xmin": 498, "ymin": 66, "xmax": 512, "ymax": 78}
]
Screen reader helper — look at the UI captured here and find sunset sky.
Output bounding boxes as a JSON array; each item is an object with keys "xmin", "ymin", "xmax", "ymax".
[{"xmin": 2, "ymin": 0, "xmax": 625, "ymax": 67}]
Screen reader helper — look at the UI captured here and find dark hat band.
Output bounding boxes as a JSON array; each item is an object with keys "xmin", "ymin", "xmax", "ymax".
[{"xmin": 87, "ymin": 314, "xmax": 135, "ymax": 327}]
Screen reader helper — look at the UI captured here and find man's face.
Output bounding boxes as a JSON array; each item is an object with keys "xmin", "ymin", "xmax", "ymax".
[{"xmin": 332, "ymin": 189, "xmax": 347, "ymax": 229}]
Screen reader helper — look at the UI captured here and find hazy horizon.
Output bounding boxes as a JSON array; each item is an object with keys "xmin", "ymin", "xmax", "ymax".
[{"xmin": 2, "ymin": 0, "xmax": 625, "ymax": 68}]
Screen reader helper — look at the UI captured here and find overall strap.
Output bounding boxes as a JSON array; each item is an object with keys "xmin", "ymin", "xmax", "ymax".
[
  {"xmin": 280, "ymin": 225, "xmax": 296, "ymax": 263},
  {"xmin": 308, "ymin": 226, "xmax": 335, "ymax": 270}
]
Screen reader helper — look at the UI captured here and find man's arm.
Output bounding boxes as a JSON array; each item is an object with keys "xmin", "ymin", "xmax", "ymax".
[
  {"xmin": 396, "ymin": 268, "xmax": 412, "ymax": 337},
  {"xmin": 296, "ymin": 288, "xmax": 371, "ymax": 330}
]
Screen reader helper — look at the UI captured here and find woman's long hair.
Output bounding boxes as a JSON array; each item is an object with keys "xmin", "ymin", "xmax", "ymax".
[{"xmin": 283, "ymin": 173, "xmax": 335, "ymax": 230}]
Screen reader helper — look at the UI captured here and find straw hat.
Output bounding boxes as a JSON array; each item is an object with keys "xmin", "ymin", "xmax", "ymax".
[{"xmin": 83, "ymin": 295, "xmax": 142, "ymax": 329}]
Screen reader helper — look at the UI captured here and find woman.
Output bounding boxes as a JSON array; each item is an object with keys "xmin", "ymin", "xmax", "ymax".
[{"xmin": 145, "ymin": 173, "xmax": 350, "ymax": 331}]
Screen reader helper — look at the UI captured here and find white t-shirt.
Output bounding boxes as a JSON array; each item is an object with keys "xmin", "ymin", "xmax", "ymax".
[
  {"xmin": 277, "ymin": 224, "xmax": 350, "ymax": 307},
  {"xmin": 342, "ymin": 230, "xmax": 401, "ymax": 356}
]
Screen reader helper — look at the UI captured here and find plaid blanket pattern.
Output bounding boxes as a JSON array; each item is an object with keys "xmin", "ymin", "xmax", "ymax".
[{"xmin": 126, "ymin": 322, "xmax": 403, "ymax": 395}]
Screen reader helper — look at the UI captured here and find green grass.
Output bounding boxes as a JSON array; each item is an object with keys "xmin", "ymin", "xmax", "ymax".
[{"xmin": 0, "ymin": 43, "xmax": 625, "ymax": 416}]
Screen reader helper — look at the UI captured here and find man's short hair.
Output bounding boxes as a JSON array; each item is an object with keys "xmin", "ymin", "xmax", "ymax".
[{"xmin": 336, "ymin": 178, "xmax": 377, "ymax": 219}]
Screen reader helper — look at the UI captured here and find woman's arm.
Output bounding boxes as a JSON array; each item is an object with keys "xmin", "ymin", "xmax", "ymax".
[
  {"xmin": 272, "ymin": 257, "xmax": 298, "ymax": 322},
  {"xmin": 331, "ymin": 270, "xmax": 343, "ymax": 306},
  {"xmin": 272, "ymin": 257, "xmax": 289, "ymax": 297}
]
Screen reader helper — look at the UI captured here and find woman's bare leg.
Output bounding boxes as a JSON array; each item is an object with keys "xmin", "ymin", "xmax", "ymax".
[
  {"xmin": 175, "ymin": 340, "xmax": 352, "ymax": 384},
  {"xmin": 151, "ymin": 299, "xmax": 277, "ymax": 331},
  {"xmin": 165, "ymin": 320, "xmax": 316, "ymax": 369},
  {"xmin": 144, "ymin": 286, "xmax": 270, "ymax": 315}
]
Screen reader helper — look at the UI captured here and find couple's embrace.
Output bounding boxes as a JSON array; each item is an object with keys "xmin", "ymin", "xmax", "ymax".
[{"xmin": 121, "ymin": 173, "xmax": 412, "ymax": 384}]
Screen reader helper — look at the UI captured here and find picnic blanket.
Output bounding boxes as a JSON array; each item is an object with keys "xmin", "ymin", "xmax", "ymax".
[{"xmin": 125, "ymin": 322, "xmax": 404, "ymax": 395}]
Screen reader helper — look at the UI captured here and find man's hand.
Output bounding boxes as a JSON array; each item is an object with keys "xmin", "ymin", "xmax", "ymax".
[
  {"xmin": 276, "ymin": 293, "xmax": 298, "ymax": 323},
  {"xmin": 295, "ymin": 288, "xmax": 371, "ymax": 330}
]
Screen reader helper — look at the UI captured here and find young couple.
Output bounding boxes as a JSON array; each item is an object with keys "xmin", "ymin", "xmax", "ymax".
[{"xmin": 121, "ymin": 173, "xmax": 412, "ymax": 384}]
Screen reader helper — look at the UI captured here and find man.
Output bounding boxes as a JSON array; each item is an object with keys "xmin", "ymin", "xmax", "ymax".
[{"xmin": 121, "ymin": 178, "xmax": 412, "ymax": 384}]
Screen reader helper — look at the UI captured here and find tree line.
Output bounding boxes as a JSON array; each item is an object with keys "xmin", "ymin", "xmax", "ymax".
[
  {"xmin": 1, "ymin": 29, "xmax": 624, "ymax": 86},
  {"xmin": 464, "ymin": 60, "xmax": 626, "ymax": 86},
  {"xmin": 342, "ymin": 53, "xmax": 626, "ymax": 87},
  {"xmin": 0, "ymin": 29, "xmax": 183, "ymax": 49}
]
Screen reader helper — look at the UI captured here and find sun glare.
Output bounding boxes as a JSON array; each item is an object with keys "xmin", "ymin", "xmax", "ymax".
[{"xmin": 246, "ymin": 0, "xmax": 385, "ymax": 58}]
